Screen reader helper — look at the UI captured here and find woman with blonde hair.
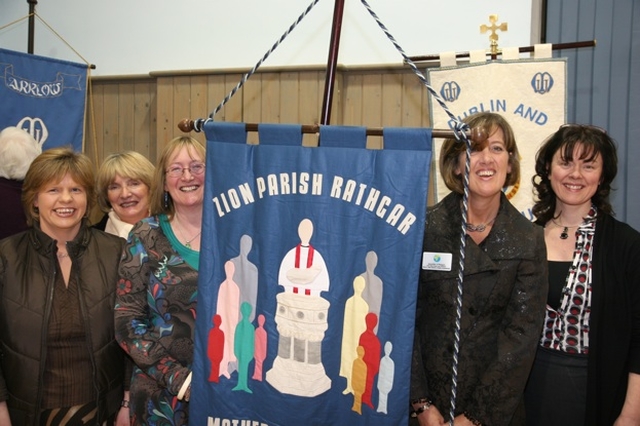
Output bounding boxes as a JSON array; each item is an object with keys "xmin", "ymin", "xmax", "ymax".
[
  {"xmin": 94, "ymin": 151, "xmax": 155, "ymax": 238},
  {"xmin": 0, "ymin": 147, "xmax": 128, "ymax": 425},
  {"xmin": 115, "ymin": 136, "xmax": 206, "ymax": 425}
]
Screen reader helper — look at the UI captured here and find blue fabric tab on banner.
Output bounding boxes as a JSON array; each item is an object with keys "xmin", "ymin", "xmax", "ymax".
[
  {"xmin": 319, "ymin": 125, "xmax": 367, "ymax": 148},
  {"xmin": 258, "ymin": 123, "xmax": 303, "ymax": 146},
  {"xmin": 383, "ymin": 127, "xmax": 432, "ymax": 151},
  {"xmin": 203, "ymin": 121, "xmax": 248, "ymax": 144}
]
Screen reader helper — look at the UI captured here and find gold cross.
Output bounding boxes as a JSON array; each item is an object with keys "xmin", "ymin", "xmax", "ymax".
[{"xmin": 480, "ymin": 14, "xmax": 508, "ymax": 55}]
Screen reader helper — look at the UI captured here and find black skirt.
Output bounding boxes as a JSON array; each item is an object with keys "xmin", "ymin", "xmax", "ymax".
[{"xmin": 524, "ymin": 346, "xmax": 588, "ymax": 426}]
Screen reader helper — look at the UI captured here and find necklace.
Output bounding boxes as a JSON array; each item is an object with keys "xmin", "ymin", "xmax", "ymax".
[
  {"xmin": 550, "ymin": 219, "xmax": 582, "ymax": 240},
  {"xmin": 174, "ymin": 220, "xmax": 202, "ymax": 249},
  {"xmin": 465, "ymin": 216, "xmax": 497, "ymax": 233},
  {"xmin": 57, "ymin": 251, "xmax": 69, "ymax": 259},
  {"xmin": 183, "ymin": 231, "xmax": 201, "ymax": 249}
]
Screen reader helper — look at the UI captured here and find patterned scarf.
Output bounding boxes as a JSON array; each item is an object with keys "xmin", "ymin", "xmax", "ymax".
[{"xmin": 540, "ymin": 206, "xmax": 597, "ymax": 354}]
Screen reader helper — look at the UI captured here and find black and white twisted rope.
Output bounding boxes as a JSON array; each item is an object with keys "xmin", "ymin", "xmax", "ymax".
[
  {"xmin": 358, "ymin": 1, "xmax": 471, "ymax": 424},
  {"xmin": 192, "ymin": 0, "xmax": 322, "ymax": 132}
]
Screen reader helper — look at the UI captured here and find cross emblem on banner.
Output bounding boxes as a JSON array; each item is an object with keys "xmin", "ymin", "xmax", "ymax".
[{"xmin": 480, "ymin": 14, "xmax": 508, "ymax": 55}]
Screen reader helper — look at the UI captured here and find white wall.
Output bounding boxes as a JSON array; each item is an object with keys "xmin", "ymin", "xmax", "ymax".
[{"xmin": 1, "ymin": 0, "xmax": 537, "ymax": 77}]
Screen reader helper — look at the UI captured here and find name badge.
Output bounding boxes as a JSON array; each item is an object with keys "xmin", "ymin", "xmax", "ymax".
[{"xmin": 422, "ymin": 252, "xmax": 453, "ymax": 271}]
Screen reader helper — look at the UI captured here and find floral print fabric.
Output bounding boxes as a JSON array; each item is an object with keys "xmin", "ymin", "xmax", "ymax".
[{"xmin": 115, "ymin": 215, "xmax": 198, "ymax": 426}]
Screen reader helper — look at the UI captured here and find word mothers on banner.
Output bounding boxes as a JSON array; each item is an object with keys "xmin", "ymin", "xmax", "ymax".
[
  {"xmin": 211, "ymin": 171, "xmax": 417, "ymax": 235},
  {"xmin": 207, "ymin": 417, "xmax": 269, "ymax": 426}
]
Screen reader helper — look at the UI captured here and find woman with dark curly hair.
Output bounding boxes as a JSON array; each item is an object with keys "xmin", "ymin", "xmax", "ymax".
[{"xmin": 524, "ymin": 125, "xmax": 640, "ymax": 426}]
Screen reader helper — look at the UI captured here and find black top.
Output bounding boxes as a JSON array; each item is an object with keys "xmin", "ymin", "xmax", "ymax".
[{"xmin": 547, "ymin": 261, "xmax": 571, "ymax": 311}]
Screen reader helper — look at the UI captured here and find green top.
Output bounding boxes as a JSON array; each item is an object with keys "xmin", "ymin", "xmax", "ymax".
[{"xmin": 159, "ymin": 214, "xmax": 200, "ymax": 271}]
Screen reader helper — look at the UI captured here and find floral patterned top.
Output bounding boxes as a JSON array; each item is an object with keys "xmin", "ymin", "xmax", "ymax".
[{"xmin": 114, "ymin": 215, "xmax": 199, "ymax": 426}]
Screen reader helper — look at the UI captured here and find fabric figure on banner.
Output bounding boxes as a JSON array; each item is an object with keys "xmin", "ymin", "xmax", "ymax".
[
  {"xmin": 359, "ymin": 251, "xmax": 383, "ymax": 332},
  {"xmin": 351, "ymin": 346, "xmax": 368, "ymax": 415},
  {"xmin": 216, "ymin": 261, "xmax": 240, "ymax": 379},
  {"xmin": 265, "ymin": 218, "xmax": 332, "ymax": 397},
  {"xmin": 340, "ymin": 276, "xmax": 369, "ymax": 395},
  {"xmin": 207, "ymin": 314, "xmax": 224, "ymax": 383},
  {"xmin": 231, "ymin": 234, "xmax": 259, "ymax": 322},
  {"xmin": 233, "ymin": 302, "xmax": 255, "ymax": 393},
  {"xmin": 277, "ymin": 218, "xmax": 329, "ymax": 296},
  {"xmin": 253, "ymin": 314, "xmax": 267, "ymax": 381},
  {"xmin": 359, "ymin": 312, "xmax": 381, "ymax": 409},
  {"xmin": 377, "ymin": 341, "xmax": 395, "ymax": 414}
]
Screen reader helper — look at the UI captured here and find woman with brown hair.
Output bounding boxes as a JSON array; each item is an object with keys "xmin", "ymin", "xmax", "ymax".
[
  {"xmin": 0, "ymin": 147, "xmax": 128, "ymax": 425},
  {"xmin": 410, "ymin": 112, "xmax": 548, "ymax": 425}
]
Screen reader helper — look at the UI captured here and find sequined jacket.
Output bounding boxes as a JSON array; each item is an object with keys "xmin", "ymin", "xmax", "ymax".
[{"xmin": 410, "ymin": 192, "xmax": 548, "ymax": 426}]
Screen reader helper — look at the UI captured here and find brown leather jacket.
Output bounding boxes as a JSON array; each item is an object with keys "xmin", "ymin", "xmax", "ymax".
[{"xmin": 0, "ymin": 221, "xmax": 125, "ymax": 425}]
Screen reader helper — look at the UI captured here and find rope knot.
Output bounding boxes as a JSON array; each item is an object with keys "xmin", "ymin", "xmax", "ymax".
[{"xmin": 452, "ymin": 120, "xmax": 471, "ymax": 148}]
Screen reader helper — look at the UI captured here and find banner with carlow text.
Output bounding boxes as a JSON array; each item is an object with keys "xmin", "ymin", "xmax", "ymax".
[
  {"xmin": 191, "ymin": 122, "xmax": 432, "ymax": 426},
  {"xmin": 0, "ymin": 48, "xmax": 87, "ymax": 151},
  {"xmin": 428, "ymin": 58, "xmax": 567, "ymax": 218}
]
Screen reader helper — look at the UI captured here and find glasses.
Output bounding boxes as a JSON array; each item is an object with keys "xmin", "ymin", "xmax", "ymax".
[
  {"xmin": 559, "ymin": 123, "xmax": 607, "ymax": 134},
  {"xmin": 166, "ymin": 162, "xmax": 205, "ymax": 178}
]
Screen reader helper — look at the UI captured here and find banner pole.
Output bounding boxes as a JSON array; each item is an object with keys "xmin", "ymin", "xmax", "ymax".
[
  {"xmin": 320, "ymin": 0, "xmax": 345, "ymax": 126},
  {"xmin": 27, "ymin": 0, "xmax": 37, "ymax": 54},
  {"xmin": 406, "ymin": 40, "xmax": 596, "ymax": 63}
]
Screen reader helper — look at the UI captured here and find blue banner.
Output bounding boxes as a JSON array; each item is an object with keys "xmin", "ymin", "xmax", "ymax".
[
  {"xmin": 0, "ymin": 48, "xmax": 87, "ymax": 151},
  {"xmin": 191, "ymin": 122, "xmax": 432, "ymax": 425}
]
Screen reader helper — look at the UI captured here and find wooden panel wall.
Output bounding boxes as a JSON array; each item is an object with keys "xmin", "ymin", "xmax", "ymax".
[
  {"xmin": 85, "ymin": 65, "xmax": 435, "ymax": 221},
  {"xmin": 87, "ymin": 65, "xmax": 432, "ymax": 166},
  {"xmin": 85, "ymin": 77, "xmax": 157, "ymax": 169}
]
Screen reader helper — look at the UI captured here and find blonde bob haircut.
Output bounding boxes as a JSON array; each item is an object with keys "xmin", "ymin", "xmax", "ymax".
[
  {"xmin": 439, "ymin": 112, "xmax": 520, "ymax": 194},
  {"xmin": 149, "ymin": 136, "xmax": 206, "ymax": 218},
  {"xmin": 22, "ymin": 147, "xmax": 96, "ymax": 226},
  {"xmin": 96, "ymin": 151, "xmax": 155, "ymax": 213}
]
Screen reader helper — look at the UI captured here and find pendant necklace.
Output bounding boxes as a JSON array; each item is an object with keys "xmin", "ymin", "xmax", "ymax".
[
  {"xmin": 465, "ymin": 216, "xmax": 497, "ymax": 233},
  {"xmin": 183, "ymin": 231, "xmax": 201, "ymax": 249},
  {"xmin": 175, "ymin": 220, "xmax": 201, "ymax": 249},
  {"xmin": 551, "ymin": 219, "xmax": 581, "ymax": 240}
]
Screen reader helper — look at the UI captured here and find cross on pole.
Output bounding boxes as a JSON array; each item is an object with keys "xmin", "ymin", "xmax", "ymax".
[{"xmin": 480, "ymin": 14, "xmax": 508, "ymax": 56}]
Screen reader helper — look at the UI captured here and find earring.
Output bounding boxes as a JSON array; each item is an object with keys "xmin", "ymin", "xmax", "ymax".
[{"xmin": 164, "ymin": 191, "xmax": 169, "ymax": 209}]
